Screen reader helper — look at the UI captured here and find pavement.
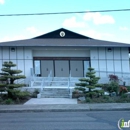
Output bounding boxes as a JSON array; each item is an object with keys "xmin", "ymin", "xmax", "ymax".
[
  {"xmin": 0, "ymin": 98, "xmax": 130, "ymax": 112},
  {"xmin": 24, "ymin": 98, "xmax": 77, "ymax": 105}
]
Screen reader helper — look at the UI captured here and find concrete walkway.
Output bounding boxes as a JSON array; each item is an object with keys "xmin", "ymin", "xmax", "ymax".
[{"xmin": 24, "ymin": 98, "xmax": 77, "ymax": 105}]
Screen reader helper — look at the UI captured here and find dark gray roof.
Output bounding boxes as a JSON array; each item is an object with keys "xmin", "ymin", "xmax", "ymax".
[
  {"xmin": 0, "ymin": 38, "xmax": 130, "ymax": 47},
  {"xmin": 0, "ymin": 28, "xmax": 130, "ymax": 47}
]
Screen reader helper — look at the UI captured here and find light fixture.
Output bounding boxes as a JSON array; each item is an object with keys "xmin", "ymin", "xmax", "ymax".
[
  {"xmin": 11, "ymin": 47, "xmax": 15, "ymax": 52},
  {"xmin": 107, "ymin": 48, "xmax": 112, "ymax": 52}
]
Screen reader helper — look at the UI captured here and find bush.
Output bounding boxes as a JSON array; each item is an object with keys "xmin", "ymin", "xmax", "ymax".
[
  {"xmin": 107, "ymin": 81, "xmax": 119, "ymax": 95},
  {"xmin": 31, "ymin": 89, "xmax": 40, "ymax": 98},
  {"xmin": 119, "ymin": 86, "xmax": 128, "ymax": 95},
  {"xmin": 126, "ymin": 86, "xmax": 130, "ymax": 91},
  {"xmin": 120, "ymin": 94, "xmax": 127, "ymax": 99},
  {"xmin": 8, "ymin": 90, "xmax": 30, "ymax": 100},
  {"xmin": 4, "ymin": 98, "xmax": 14, "ymax": 104},
  {"xmin": 102, "ymin": 95, "xmax": 109, "ymax": 100},
  {"xmin": 86, "ymin": 97, "xmax": 92, "ymax": 103},
  {"xmin": 16, "ymin": 91, "xmax": 30, "ymax": 99},
  {"xmin": 109, "ymin": 74, "xmax": 120, "ymax": 83}
]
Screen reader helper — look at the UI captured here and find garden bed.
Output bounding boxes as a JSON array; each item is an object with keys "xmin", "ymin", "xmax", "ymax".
[{"xmin": 77, "ymin": 95, "xmax": 130, "ymax": 104}]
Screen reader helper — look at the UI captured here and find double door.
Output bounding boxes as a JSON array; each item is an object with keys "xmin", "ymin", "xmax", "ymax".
[{"xmin": 40, "ymin": 60, "xmax": 89, "ymax": 77}]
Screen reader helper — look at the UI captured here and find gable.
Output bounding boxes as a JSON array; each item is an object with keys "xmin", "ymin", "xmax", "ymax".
[{"xmin": 33, "ymin": 28, "xmax": 92, "ymax": 39}]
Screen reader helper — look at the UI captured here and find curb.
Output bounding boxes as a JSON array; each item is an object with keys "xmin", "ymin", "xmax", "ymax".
[{"xmin": 0, "ymin": 103, "xmax": 130, "ymax": 113}]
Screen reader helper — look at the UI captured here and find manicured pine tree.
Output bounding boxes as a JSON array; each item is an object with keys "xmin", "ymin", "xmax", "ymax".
[
  {"xmin": 0, "ymin": 61, "xmax": 26, "ymax": 99},
  {"xmin": 75, "ymin": 67, "xmax": 103, "ymax": 98}
]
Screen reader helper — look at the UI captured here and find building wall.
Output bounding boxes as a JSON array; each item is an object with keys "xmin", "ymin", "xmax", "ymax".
[
  {"xmin": 0, "ymin": 46, "xmax": 129, "ymax": 81},
  {"xmin": 33, "ymin": 49, "xmax": 90, "ymax": 57},
  {"xmin": 90, "ymin": 47, "xmax": 130, "ymax": 79},
  {"xmin": 0, "ymin": 47, "xmax": 33, "ymax": 77}
]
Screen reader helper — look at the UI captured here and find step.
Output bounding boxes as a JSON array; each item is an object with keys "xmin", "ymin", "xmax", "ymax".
[{"xmin": 41, "ymin": 88, "xmax": 70, "ymax": 98}]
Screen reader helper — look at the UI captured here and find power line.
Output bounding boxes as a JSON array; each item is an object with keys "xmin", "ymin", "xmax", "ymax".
[{"xmin": 0, "ymin": 9, "xmax": 130, "ymax": 17}]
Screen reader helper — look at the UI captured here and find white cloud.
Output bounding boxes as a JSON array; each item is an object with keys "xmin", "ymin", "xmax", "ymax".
[
  {"xmin": 80, "ymin": 30, "xmax": 101, "ymax": 39},
  {"xmin": 26, "ymin": 26, "xmax": 37, "ymax": 33},
  {"xmin": 0, "ymin": 0, "xmax": 4, "ymax": 4},
  {"xmin": 0, "ymin": 35, "xmax": 26, "ymax": 42},
  {"xmin": 119, "ymin": 26, "xmax": 129, "ymax": 31},
  {"xmin": 83, "ymin": 12, "xmax": 115, "ymax": 25},
  {"xmin": 80, "ymin": 30, "xmax": 114, "ymax": 40},
  {"xmin": 62, "ymin": 16, "xmax": 86, "ymax": 28}
]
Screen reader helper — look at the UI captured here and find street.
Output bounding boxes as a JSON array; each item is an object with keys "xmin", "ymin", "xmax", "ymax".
[{"xmin": 0, "ymin": 111, "xmax": 129, "ymax": 130}]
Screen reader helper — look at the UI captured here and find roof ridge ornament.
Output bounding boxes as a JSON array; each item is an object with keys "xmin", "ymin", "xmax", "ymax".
[{"xmin": 60, "ymin": 31, "xmax": 65, "ymax": 37}]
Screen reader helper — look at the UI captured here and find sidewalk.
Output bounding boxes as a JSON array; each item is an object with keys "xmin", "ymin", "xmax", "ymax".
[{"xmin": 0, "ymin": 103, "xmax": 130, "ymax": 112}]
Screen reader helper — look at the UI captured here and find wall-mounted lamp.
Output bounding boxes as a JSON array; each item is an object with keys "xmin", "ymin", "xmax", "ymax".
[
  {"xmin": 107, "ymin": 48, "xmax": 112, "ymax": 52},
  {"xmin": 11, "ymin": 47, "xmax": 15, "ymax": 52}
]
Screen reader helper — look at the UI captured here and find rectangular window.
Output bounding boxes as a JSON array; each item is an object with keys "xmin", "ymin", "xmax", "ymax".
[{"xmin": 34, "ymin": 60, "xmax": 41, "ymax": 75}]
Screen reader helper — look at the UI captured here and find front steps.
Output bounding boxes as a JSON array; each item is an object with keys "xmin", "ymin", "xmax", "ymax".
[{"xmin": 41, "ymin": 88, "xmax": 70, "ymax": 98}]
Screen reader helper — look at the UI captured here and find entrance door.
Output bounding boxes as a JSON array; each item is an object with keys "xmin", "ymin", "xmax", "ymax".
[
  {"xmin": 55, "ymin": 60, "xmax": 69, "ymax": 77},
  {"xmin": 41, "ymin": 60, "xmax": 54, "ymax": 77},
  {"xmin": 70, "ymin": 61, "xmax": 83, "ymax": 77}
]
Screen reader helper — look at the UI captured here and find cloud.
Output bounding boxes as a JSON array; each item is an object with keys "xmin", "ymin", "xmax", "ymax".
[
  {"xmin": 26, "ymin": 26, "xmax": 37, "ymax": 33},
  {"xmin": 80, "ymin": 30, "xmax": 101, "ymax": 39},
  {"xmin": 83, "ymin": 12, "xmax": 115, "ymax": 25},
  {"xmin": 62, "ymin": 16, "xmax": 86, "ymax": 28},
  {"xmin": 0, "ymin": 35, "xmax": 26, "ymax": 42},
  {"xmin": 0, "ymin": 0, "xmax": 4, "ymax": 4},
  {"xmin": 119, "ymin": 26, "xmax": 129, "ymax": 31},
  {"xmin": 80, "ymin": 30, "xmax": 114, "ymax": 40}
]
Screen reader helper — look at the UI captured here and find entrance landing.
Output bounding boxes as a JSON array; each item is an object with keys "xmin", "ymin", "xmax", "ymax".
[{"xmin": 24, "ymin": 98, "xmax": 77, "ymax": 105}]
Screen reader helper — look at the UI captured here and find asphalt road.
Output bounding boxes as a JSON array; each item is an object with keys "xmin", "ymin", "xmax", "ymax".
[{"xmin": 0, "ymin": 111, "xmax": 129, "ymax": 130}]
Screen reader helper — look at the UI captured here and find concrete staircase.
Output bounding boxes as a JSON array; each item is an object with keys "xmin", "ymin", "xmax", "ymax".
[{"xmin": 41, "ymin": 88, "xmax": 70, "ymax": 98}]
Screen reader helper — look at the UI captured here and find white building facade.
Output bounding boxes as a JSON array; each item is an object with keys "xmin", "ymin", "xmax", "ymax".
[{"xmin": 0, "ymin": 28, "xmax": 130, "ymax": 85}]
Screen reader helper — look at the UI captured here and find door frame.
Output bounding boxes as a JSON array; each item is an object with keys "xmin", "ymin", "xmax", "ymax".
[{"xmin": 33, "ymin": 57, "xmax": 90, "ymax": 77}]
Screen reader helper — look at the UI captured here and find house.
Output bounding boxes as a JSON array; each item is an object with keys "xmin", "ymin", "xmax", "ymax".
[{"xmin": 0, "ymin": 28, "xmax": 130, "ymax": 86}]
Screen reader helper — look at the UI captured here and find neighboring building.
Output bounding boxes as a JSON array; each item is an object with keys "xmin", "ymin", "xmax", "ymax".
[{"xmin": 0, "ymin": 28, "xmax": 130, "ymax": 85}]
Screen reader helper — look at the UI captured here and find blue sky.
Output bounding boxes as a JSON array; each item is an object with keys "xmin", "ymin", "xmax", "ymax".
[{"xmin": 0, "ymin": 0, "xmax": 130, "ymax": 43}]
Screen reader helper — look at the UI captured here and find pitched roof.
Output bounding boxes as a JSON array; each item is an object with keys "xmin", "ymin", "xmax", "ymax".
[
  {"xmin": 0, "ymin": 28, "xmax": 130, "ymax": 48},
  {"xmin": 33, "ymin": 28, "xmax": 92, "ymax": 39}
]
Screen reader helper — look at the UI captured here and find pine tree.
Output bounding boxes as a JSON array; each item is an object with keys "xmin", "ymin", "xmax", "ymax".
[
  {"xmin": 75, "ymin": 67, "xmax": 103, "ymax": 98},
  {"xmin": 0, "ymin": 61, "xmax": 26, "ymax": 99}
]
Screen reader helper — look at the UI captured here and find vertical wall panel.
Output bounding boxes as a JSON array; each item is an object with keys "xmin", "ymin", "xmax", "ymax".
[
  {"xmin": 10, "ymin": 47, "xmax": 16, "ymax": 59},
  {"xmin": 107, "ymin": 60, "xmax": 114, "ymax": 72},
  {"xmin": 100, "ymin": 72, "xmax": 107, "ymax": 77},
  {"xmin": 25, "ymin": 60, "xmax": 33, "ymax": 77},
  {"xmin": 114, "ymin": 60, "xmax": 121, "ymax": 72},
  {"xmin": 121, "ymin": 48, "xmax": 129, "ymax": 59},
  {"xmin": 99, "ymin": 60, "xmax": 107, "ymax": 77},
  {"xmin": 0, "ymin": 60, "xmax": 2, "ymax": 72},
  {"xmin": 2, "ymin": 47, "xmax": 9, "ymax": 59},
  {"xmin": 91, "ymin": 60, "xmax": 99, "ymax": 76},
  {"xmin": 17, "ymin": 47, "xmax": 24, "ymax": 59},
  {"xmin": 121, "ymin": 48, "xmax": 129, "ymax": 76},
  {"xmin": 99, "ymin": 60, "xmax": 106, "ymax": 72},
  {"xmin": 90, "ymin": 48, "xmax": 99, "ymax": 76},
  {"xmin": 17, "ymin": 60, "xmax": 24, "ymax": 75},
  {"xmin": 114, "ymin": 48, "xmax": 121, "ymax": 60},
  {"xmin": 24, "ymin": 48, "xmax": 32, "ymax": 60},
  {"xmin": 106, "ymin": 48, "xmax": 113, "ymax": 59},
  {"xmin": 99, "ymin": 48, "xmax": 105, "ymax": 59},
  {"xmin": 90, "ymin": 48, "xmax": 98, "ymax": 60},
  {"xmin": 0, "ymin": 47, "xmax": 2, "ymax": 59},
  {"xmin": 122, "ymin": 60, "xmax": 129, "ymax": 72}
]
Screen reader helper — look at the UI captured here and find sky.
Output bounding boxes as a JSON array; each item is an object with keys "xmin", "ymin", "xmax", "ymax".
[{"xmin": 0, "ymin": 0, "xmax": 130, "ymax": 43}]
